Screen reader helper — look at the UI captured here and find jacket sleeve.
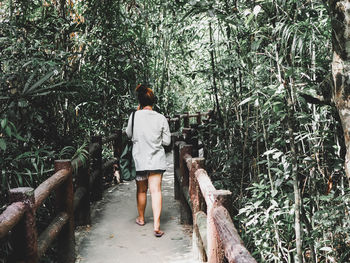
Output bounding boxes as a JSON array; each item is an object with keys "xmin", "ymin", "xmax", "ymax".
[
  {"xmin": 162, "ymin": 116, "xmax": 171, "ymax": 146},
  {"xmin": 126, "ymin": 113, "xmax": 133, "ymax": 138}
]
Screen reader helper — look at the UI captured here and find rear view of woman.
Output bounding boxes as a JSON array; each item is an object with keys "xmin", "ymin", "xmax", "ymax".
[{"xmin": 126, "ymin": 84, "xmax": 171, "ymax": 237}]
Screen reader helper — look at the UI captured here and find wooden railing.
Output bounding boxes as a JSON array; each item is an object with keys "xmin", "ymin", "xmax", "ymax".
[
  {"xmin": 172, "ymin": 112, "xmax": 256, "ymax": 263},
  {"xmin": 0, "ymin": 131, "xmax": 124, "ymax": 263}
]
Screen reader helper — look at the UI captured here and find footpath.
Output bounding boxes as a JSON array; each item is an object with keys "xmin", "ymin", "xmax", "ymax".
[{"xmin": 75, "ymin": 153, "xmax": 198, "ymax": 263}]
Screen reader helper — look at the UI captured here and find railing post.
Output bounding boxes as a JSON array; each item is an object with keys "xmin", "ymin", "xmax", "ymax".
[
  {"xmin": 175, "ymin": 114, "xmax": 181, "ymax": 131},
  {"xmin": 189, "ymin": 157, "xmax": 205, "ymax": 216},
  {"xmin": 207, "ymin": 189, "xmax": 232, "ymax": 263},
  {"xmin": 113, "ymin": 129, "xmax": 123, "ymax": 158},
  {"xmin": 9, "ymin": 187, "xmax": 38, "ymax": 263},
  {"xmin": 184, "ymin": 112, "xmax": 190, "ymax": 128},
  {"xmin": 179, "ymin": 143, "xmax": 192, "ymax": 224},
  {"xmin": 173, "ymin": 141, "xmax": 182, "ymax": 200},
  {"xmin": 171, "ymin": 131, "xmax": 182, "ymax": 151},
  {"xmin": 190, "ymin": 158, "xmax": 206, "ymax": 262},
  {"xmin": 75, "ymin": 157, "xmax": 91, "ymax": 226},
  {"xmin": 196, "ymin": 111, "xmax": 202, "ymax": 125},
  {"xmin": 54, "ymin": 160, "xmax": 75, "ymax": 263},
  {"xmin": 91, "ymin": 135, "xmax": 103, "ymax": 201}
]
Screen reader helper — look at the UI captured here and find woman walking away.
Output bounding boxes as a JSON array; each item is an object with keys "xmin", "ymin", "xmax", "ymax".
[{"xmin": 126, "ymin": 84, "xmax": 171, "ymax": 237}]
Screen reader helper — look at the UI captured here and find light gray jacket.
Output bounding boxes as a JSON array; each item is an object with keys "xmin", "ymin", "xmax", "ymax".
[{"xmin": 126, "ymin": 110, "xmax": 171, "ymax": 171}]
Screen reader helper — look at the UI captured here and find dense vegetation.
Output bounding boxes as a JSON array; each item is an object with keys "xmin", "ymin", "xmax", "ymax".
[{"xmin": 1, "ymin": 0, "xmax": 350, "ymax": 262}]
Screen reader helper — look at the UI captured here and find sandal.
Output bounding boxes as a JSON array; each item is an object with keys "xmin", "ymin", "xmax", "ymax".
[
  {"xmin": 136, "ymin": 218, "xmax": 145, "ymax": 226},
  {"xmin": 154, "ymin": 230, "xmax": 164, "ymax": 238}
]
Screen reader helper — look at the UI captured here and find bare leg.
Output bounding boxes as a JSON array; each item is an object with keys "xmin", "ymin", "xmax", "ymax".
[
  {"xmin": 148, "ymin": 173, "xmax": 162, "ymax": 232},
  {"xmin": 136, "ymin": 179, "xmax": 148, "ymax": 224}
]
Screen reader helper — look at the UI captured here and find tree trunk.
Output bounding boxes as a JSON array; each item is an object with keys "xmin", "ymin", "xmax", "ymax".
[
  {"xmin": 330, "ymin": 0, "xmax": 350, "ymax": 183},
  {"xmin": 209, "ymin": 22, "xmax": 223, "ymax": 122},
  {"xmin": 285, "ymin": 81, "xmax": 303, "ymax": 263}
]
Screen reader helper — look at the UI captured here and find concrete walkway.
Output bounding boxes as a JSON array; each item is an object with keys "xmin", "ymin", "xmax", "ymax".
[{"xmin": 75, "ymin": 153, "xmax": 198, "ymax": 263}]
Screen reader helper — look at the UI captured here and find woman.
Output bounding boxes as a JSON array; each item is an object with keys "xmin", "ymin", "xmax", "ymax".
[{"xmin": 126, "ymin": 84, "xmax": 171, "ymax": 237}]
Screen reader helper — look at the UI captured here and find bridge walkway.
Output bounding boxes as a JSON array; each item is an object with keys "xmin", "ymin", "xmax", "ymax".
[{"xmin": 75, "ymin": 152, "xmax": 198, "ymax": 263}]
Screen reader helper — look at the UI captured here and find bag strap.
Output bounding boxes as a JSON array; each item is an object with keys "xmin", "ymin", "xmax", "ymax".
[{"xmin": 131, "ymin": 111, "xmax": 135, "ymax": 139}]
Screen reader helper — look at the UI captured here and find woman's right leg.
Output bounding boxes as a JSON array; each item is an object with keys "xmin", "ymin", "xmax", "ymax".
[
  {"xmin": 148, "ymin": 173, "xmax": 162, "ymax": 233},
  {"xmin": 136, "ymin": 179, "xmax": 148, "ymax": 224}
]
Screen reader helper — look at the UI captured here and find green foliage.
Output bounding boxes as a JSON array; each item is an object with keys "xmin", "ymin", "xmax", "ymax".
[{"xmin": 0, "ymin": 0, "xmax": 349, "ymax": 262}]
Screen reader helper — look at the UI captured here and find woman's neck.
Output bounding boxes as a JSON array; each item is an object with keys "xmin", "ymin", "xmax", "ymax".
[{"xmin": 142, "ymin": 106, "xmax": 153, "ymax": 111}]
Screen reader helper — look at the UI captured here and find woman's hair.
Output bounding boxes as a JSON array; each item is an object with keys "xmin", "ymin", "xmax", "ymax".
[{"xmin": 136, "ymin": 84, "xmax": 155, "ymax": 107}]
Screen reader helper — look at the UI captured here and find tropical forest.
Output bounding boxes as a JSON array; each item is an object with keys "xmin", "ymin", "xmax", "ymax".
[{"xmin": 1, "ymin": 0, "xmax": 350, "ymax": 262}]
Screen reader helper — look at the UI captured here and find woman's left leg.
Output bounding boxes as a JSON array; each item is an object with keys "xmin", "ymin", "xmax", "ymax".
[
  {"xmin": 148, "ymin": 172, "xmax": 163, "ymax": 233},
  {"xmin": 136, "ymin": 179, "xmax": 148, "ymax": 225}
]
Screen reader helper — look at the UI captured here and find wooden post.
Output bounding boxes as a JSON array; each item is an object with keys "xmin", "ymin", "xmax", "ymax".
[
  {"xmin": 213, "ymin": 206, "xmax": 257, "ymax": 263},
  {"xmin": 173, "ymin": 141, "xmax": 183, "ymax": 200},
  {"xmin": 189, "ymin": 158, "xmax": 205, "ymax": 216},
  {"xmin": 171, "ymin": 131, "xmax": 182, "ymax": 152},
  {"xmin": 179, "ymin": 144, "xmax": 192, "ymax": 224},
  {"xmin": 54, "ymin": 160, "xmax": 75, "ymax": 263},
  {"xmin": 113, "ymin": 129, "xmax": 123, "ymax": 158},
  {"xmin": 190, "ymin": 126, "xmax": 199, "ymax": 157},
  {"xmin": 184, "ymin": 112, "xmax": 190, "ymax": 128},
  {"xmin": 75, "ymin": 156, "xmax": 91, "ymax": 226},
  {"xmin": 175, "ymin": 114, "xmax": 181, "ymax": 131},
  {"xmin": 207, "ymin": 189, "xmax": 232, "ymax": 263},
  {"xmin": 9, "ymin": 187, "xmax": 38, "ymax": 263},
  {"xmin": 196, "ymin": 111, "xmax": 202, "ymax": 125},
  {"xmin": 91, "ymin": 135, "xmax": 103, "ymax": 201}
]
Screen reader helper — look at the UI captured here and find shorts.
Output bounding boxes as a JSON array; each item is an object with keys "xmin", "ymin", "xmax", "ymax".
[{"xmin": 135, "ymin": 170, "xmax": 166, "ymax": 181}]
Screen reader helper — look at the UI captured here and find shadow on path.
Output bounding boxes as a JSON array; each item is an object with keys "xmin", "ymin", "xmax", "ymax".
[{"xmin": 75, "ymin": 152, "xmax": 198, "ymax": 263}]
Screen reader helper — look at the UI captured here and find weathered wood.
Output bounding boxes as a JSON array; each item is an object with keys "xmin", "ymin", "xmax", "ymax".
[
  {"xmin": 0, "ymin": 202, "xmax": 25, "ymax": 239},
  {"xmin": 171, "ymin": 131, "xmax": 182, "ymax": 150},
  {"xmin": 195, "ymin": 169, "xmax": 229, "ymax": 263},
  {"xmin": 73, "ymin": 186, "xmax": 87, "ymax": 212},
  {"xmin": 113, "ymin": 129, "xmax": 123, "ymax": 158},
  {"xmin": 180, "ymin": 144, "xmax": 192, "ymax": 188},
  {"xmin": 175, "ymin": 114, "xmax": 181, "ymax": 131},
  {"xmin": 183, "ymin": 112, "xmax": 190, "ymax": 128},
  {"xmin": 74, "ymin": 154, "xmax": 91, "ymax": 226},
  {"xmin": 9, "ymin": 187, "xmax": 38, "ymax": 263},
  {"xmin": 173, "ymin": 141, "xmax": 185, "ymax": 200},
  {"xmin": 182, "ymin": 186, "xmax": 192, "ymax": 211},
  {"xmin": 184, "ymin": 153, "xmax": 192, "ymax": 171},
  {"xmin": 213, "ymin": 206, "xmax": 257, "ymax": 263},
  {"xmin": 54, "ymin": 160, "xmax": 75, "ymax": 263},
  {"xmin": 34, "ymin": 168, "xmax": 71, "ymax": 210},
  {"xmin": 210, "ymin": 190, "xmax": 232, "ymax": 263},
  {"xmin": 91, "ymin": 135, "xmax": 103, "ymax": 201},
  {"xmin": 195, "ymin": 211, "xmax": 208, "ymax": 254},
  {"xmin": 179, "ymin": 143, "xmax": 192, "ymax": 224},
  {"xmin": 196, "ymin": 111, "xmax": 202, "ymax": 125},
  {"xmin": 195, "ymin": 169, "xmax": 216, "ymax": 207},
  {"xmin": 89, "ymin": 169, "xmax": 100, "ymax": 187},
  {"xmin": 189, "ymin": 158, "xmax": 205, "ymax": 216},
  {"xmin": 37, "ymin": 212, "xmax": 69, "ymax": 258}
]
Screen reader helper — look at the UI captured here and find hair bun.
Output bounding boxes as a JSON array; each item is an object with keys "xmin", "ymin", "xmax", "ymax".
[{"xmin": 136, "ymin": 84, "xmax": 148, "ymax": 94}]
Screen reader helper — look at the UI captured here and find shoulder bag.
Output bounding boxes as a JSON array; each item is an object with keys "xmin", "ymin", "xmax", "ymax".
[{"xmin": 120, "ymin": 112, "xmax": 136, "ymax": 181}]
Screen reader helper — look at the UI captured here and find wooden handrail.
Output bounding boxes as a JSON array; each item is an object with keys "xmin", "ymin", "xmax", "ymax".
[
  {"xmin": 0, "ymin": 202, "xmax": 26, "ymax": 239},
  {"xmin": 213, "ymin": 206, "xmax": 256, "ymax": 263},
  {"xmin": 34, "ymin": 168, "xmax": 71, "ymax": 210},
  {"xmin": 0, "ymin": 129, "xmax": 126, "ymax": 262},
  {"xmin": 173, "ymin": 113, "xmax": 256, "ymax": 263},
  {"xmin": 37, "ymin": 212, "xmax": 69, "ymax": 258}
]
